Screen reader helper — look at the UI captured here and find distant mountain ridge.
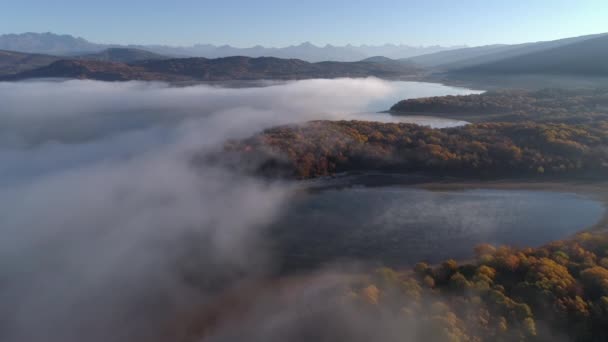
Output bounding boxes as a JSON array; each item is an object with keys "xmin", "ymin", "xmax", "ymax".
[
  {"xmin": 143, "ymin": 42, "xmax": 459, "ymax": 62},
  {"xmin": 0, "ymin": 32, "xmax": 101, "ymax": 55},
  {"xmin": 2, "ymin": 32, "xmax": 608, "ymax": 85},
  {"xmin": 0, "ymin": 32, "xmax": 461, "ymax": 62}
]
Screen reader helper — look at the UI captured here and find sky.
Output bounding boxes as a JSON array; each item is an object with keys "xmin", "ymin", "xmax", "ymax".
[{"xmin": 3, "ymin": 0, "xmax": 608, "ymax": 47}]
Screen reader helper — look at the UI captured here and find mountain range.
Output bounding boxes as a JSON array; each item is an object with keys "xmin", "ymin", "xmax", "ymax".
[
  {"xmin": 0, "ymin": 32, "xmax": 460, "ymax": 62},
  {"xmin": 1, "ymin": 31, "xmax": 607, "ymax": 85}
]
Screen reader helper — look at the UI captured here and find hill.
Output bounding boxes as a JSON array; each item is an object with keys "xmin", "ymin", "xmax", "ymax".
[
  {"xmin": 361, "ymin": 56, "xmax": 398, "ymax": 63},
  {"xmin": 226, "ymin": 120, "xmax": 608, "ymax": 179},
  {"xmin": 407, "ymin": 33, "xmax": 606, "ymax": 70},
  {"xmin": 0, "ymin": 48, "xmax": 169, "ymax": 76},
  {"xmin": 0, "ymin": 59, "xmax": 190, "ymax": 82},
  {"xmin": 452, "ymin": 34, "xmax": 608, "ymax": 76},
  {"xmin": 0, "ymin": 50, "xmax": 61, "ymax": 75},
  {"xmin": 390, "ymin": 88, "xmax": 608, "ymax": 123},
  {"xmin": 1, "ymin": 56, "xmax": 424, "ymax": 82},
  {"xmin": 135, "ymin": 56, "xmax": 424, "ymax": 80}
]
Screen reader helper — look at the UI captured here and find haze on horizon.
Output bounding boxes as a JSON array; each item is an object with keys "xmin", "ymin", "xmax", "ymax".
[{"xmin": 3, "ymin": 0, "xmax": 608, "ymax": 48}]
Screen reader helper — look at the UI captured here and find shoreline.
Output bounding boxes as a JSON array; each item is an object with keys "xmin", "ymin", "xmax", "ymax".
[{"xmin": 387, "ymin": 110, "xmax": 502, "ymax": 123}]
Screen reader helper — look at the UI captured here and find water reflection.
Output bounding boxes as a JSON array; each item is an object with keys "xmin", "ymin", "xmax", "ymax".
[{"xmin": 272, "ymin": 187, "xmax": 605, "ymax": 269}]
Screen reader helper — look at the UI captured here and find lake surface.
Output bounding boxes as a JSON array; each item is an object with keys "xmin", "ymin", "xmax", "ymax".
[
  {"xmin": 343, "ymin": 80, "xmax": 483, "ymax": 127},
  {"xmin": 346, "ymin": 113, "xmax": 469, "ymax": 128},
  {"xmin": 271, "ymin": 186, "xmax": 605, "ymax": 269}
]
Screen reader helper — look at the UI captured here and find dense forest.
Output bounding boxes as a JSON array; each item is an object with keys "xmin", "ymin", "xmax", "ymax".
[
  {"xmin": 225, "ymin": 120, "xmax": 608, "ymax": 179},
  {"xmin": 344, "ymin": 229, "xmax": 608, "ymax": 341},
  {"xmin": 390, "ymin": 89, "xmax": 608, "ymax": 123}
]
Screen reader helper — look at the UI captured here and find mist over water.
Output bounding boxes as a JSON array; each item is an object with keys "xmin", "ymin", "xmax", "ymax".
[{"xmin": 0, "ymin": 78, "xmax": 394, "ymax": 341}]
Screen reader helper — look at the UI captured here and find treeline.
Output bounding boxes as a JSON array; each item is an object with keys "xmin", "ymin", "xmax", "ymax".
[
  {"xmin": 390, "ymin": 89, "xmax": 608, "ymax": 124},
  {"xmin": 226, "ymin": 120, "xmax": 608, "ymax": 179},
  {"xmin": 347, "ymin": 230, "xmax": 608, "ymax": 341}
]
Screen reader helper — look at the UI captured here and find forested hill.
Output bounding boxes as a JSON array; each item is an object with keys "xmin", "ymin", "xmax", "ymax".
[
  {"xmin": 0, "ymin": 55, "xmax": 423, "ymax": 81},
  {"xmin": 391, "ymin": 89, "xmax": 608, "ymax": 123},
  {"xmin": 77, "ymin": 48, "xmax": 168, "ymax": 63},
  {"xmin": 225, "ymin": 120, "xmax": 608, "ymax": 179},
  {"xmin": 0, "ymin": 47, "xmax": 169, "ymax": 77},
  {"xmin": 406, "ymin": 33, "xmax": 605, "ymax": 70},
  {"xmin": 0, "ymin": 50, "xmax": 61, "ymax": 75},
  {"xmin": 340, "ymin": 229, "xmax": 608, "ymax": 341}
]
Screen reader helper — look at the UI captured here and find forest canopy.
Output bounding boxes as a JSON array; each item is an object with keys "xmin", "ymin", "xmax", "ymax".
[
  {"xmin": 226, "ymin": 120, "xmax": 608, "ymax": 179},
  {"xmin": 343, "ymin": 230, "xmax": 608, "ymax": 341},
  {"xmin": 390, "ymin": 88, "xmax": 608, "ymax": 124}
]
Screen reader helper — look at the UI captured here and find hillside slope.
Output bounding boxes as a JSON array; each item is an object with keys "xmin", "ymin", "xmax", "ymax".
[
  {"xmin": 452, "ymin": 34, "xmax": 608, "ymax": 76},
  {"xmin": 0, "ymin": 60, "xmax": 190, "ymax": 81},
  {"xmin": 77, "ymin": 48, "xmax": 168, "ymax": 63},
  {"xmin": 408, "ymin": 33, "xmax": 605, "ymax": 70},
  {"xmin": 0, "ymin": 50, "xmax": 61, "ymax": 75}
]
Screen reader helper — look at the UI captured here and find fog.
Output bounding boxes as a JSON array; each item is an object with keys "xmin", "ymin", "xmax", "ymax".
[
  {"xmin": 0, "ymin": 78, "xmax": 393, "ymax": 147},
  {"xmin": 0, "ymin": 78, "xmax": 404, "ymax": 342}
]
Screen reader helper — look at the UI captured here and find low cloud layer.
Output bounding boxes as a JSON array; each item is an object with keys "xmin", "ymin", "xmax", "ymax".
[
  {"xmin": 0, "ymin": 78, "xmax": 397, "ymax": 184},
  {"xmin": 0, "ymin": 78, "xmax": 393, "ymax": 146},
  {"xmin": 0, "ymin": 78, "xmax": 398, "ymax": 342}
]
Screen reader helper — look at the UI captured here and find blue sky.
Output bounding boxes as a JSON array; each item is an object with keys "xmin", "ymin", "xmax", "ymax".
[{"xmin": 3, "ymin": 0, "xmax": 608, "ymax": 47}]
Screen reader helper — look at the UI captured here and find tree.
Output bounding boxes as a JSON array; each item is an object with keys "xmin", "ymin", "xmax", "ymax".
[{"xmin": 580, "ymin": 267, "xmax": 608, "ymax": 299}]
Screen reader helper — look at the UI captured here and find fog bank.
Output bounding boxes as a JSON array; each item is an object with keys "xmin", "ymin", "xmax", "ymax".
[{"xmin": 0, "ymin": 78, "xmax": 397, "ymax": 342}]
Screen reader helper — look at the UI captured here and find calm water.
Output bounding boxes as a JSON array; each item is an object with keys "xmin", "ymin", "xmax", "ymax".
[
  {"xmin": 272, "ymin": 187, "xmax": 605, "ymax": 268},
  {"xmin": 345, "ymin": 80, "xmax": 483, "ymax": 127},
  {"xmin": 364, "ymin": 81, "xmax": 483, "ymax": 113},
  {"xmin": 346, "ymin": 113, "xmax": 469, "ymax": 128}
]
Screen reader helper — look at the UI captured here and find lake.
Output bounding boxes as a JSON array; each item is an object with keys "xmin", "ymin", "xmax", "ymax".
[
  {"xmin": 342, "ymin": 80, "xmax": 483, "ymax": 127},
  {"xmin": 271, "ymin": 186, "xmax": 605, "ymax": 269},
  {"xmin": 363, "ymin": 80, "xmax": 483, "ymax": 113}
]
